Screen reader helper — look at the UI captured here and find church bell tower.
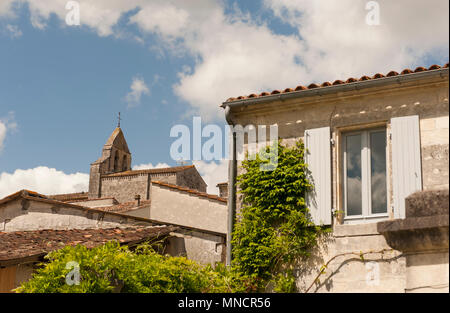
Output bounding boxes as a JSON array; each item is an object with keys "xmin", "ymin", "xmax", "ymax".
[{"xmin": 88, "ymin": 114, "xmax": 132, "ymax": 199}]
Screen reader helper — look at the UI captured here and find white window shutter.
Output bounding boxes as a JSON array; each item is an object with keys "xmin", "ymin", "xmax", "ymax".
[
  {"xmin": 391, "ymin": 115, "xmax": 422, "ymax": 219},
  {"xmin": 305, "ymin": 127, "xmax": 332, "ymax": 225}
]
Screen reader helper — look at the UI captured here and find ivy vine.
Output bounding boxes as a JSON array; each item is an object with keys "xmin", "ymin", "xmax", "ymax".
[{"xmin": 231, "ymin": 139, "xmax": 328, "ymax": 292}]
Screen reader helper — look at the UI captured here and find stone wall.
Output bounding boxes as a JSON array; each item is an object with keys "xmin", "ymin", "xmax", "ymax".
[
  {"xmin": 148, "ymin": 183, "xmax": 228, "ymax": 234},
  {"xmin": 420, "ymin": 116, "xmax": 449, "ymax": 190},
  {"xmin": 378, "ymin": 189, "xmax": 449, "ymax": 293},
  {"xmin": 295, "ymin": 223, "xmax": 406, "ymax": 293},
  {"xmin": 176, "ymin": 167, "xmax": 208, "ymax": 192},
  {"xmin": 0, "ymin": 199, "xmax": 151, "ymax": 232},
  {"xmin": 100, "ymin": 174, "xmax": 150, "ymax": 203}
]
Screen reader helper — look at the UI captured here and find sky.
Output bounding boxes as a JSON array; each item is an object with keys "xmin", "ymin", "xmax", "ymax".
[{"xmin": 0, "ymin": 0, "xmax": 448, "ymax": 197}]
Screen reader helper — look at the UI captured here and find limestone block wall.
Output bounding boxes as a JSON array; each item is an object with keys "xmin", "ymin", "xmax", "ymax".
[
  {"xmin": 295, "ymin": 223, "xmax": 406, "ymax": 293},
  {"xmin": 149, "ymin": 184, "xmax": 227, "ymax": 234},
  {"xmin": 176, "ymin": 167, "xmax": 207, "ymax": 192},
  {"xmin": 149, "ymin": 173, "xmax": 177, "ymax": 185},
  {"xmin": 420, "ymin": 115, "xmax": 449, "ymax": 190},
  {"xmin": 100, "ymin": 174, "xmax": 150, "ymax": 203},
  {"xmin": 0, "ymin": 200, "xmax": 151, "ymax": 232},
  {"xmin": 166, "ymin": 230, "xmax": 226, "ymax": 265}
]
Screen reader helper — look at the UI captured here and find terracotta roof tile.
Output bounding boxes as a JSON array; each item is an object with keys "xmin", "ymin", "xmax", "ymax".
[
  {"xmin": 372, "ymin": 73, "xmax": 385, "ymax": 79},
  {"xmin": 294, "ymin": 85, "xmax": 307, "ymax": 91},
  {"xmin": 414, "ymin": 66, "xmax": 427, "ymax": 72},
  {"xmin": 401, "ymin": 68, "xmax": 414, "ymax": 74},
  {"xmin": 0, "ymin": 226, "xmax": 177, "ymax": 264},
  {"xmin": 386, "ymin": 71, "xmax": 399, "ymax": 77},
  {"xmin": 224, "ymin": 63, "xmax": 448, "ymax": 103},
  {"xmin": 152, "ymin": 181, "xmax": 227, "ymax": 203}
]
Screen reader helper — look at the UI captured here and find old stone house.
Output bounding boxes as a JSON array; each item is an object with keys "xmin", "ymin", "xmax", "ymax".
[
  {"xmin": 0, "ymin": 126, "xmax": 229, "ymax": 292},
  {"xmin": 222, "ymin": 63, "xmax": 449, "ymax": 292},
  {"xmin": 0, "ymin": 189, "xmax": 227, "ymax": 292}
]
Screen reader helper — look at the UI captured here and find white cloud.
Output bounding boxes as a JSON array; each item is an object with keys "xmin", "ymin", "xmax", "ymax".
[
  {"xmin": 132, "ymin": 162, "xmax": 170, "ymax": 170},
  {"xmin": 5, "ymin": 24, "xmax": 22, "ymax": 37},
  {"xmin": 125, "ymin": 76, "xmax": 150, "ymax": 108},
  {"xmin": 193, "ymin": 159, "xmax": 228, "ymax": 195},
  {"xmin": 1, "ymin": 0, "xmax": 448, "ymax": 121},
  {"xmin": 264, "ymin": 0, "xmax": 449, "ymax": 79},
  {"xmin": 0, "ymin": 0, "xmax": 16, "ymax": 18},
  {"xmin": 0, "ymin": 167, "xmax": 89, "ymax": 198},
  {"xmin": 0, "ymin": 122, "xmax": 6, "ymax": 152},
  {"xmin": 0, "ymin": 112, "xmax": 17, "ymax": 152}
]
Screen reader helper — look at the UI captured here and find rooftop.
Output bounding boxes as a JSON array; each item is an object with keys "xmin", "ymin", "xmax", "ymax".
[
  {"xmin": 0, "ymin": 226, "xmax": 176, "ymax": 266},
  {"xmin": 152, "ymin": 181, "xmax": 227, "ymax": 203}
]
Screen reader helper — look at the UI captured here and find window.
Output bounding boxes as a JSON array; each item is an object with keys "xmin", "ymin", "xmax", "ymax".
[
  {"xmin": 122, "ymin": 155, "xmax": 128, "ymax": 171},
  {"xmin": 113, "ymin": 153, "xmax": 119, "ymax": 172},
  {"xmin": 342, "ymin": 128, "xmax": 388, "ymax": 220}
]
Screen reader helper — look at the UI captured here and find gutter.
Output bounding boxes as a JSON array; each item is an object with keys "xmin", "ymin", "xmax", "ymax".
[
  {"xmin": 224, "ymin": 106, "xmax": 237, "ymax": 267},
  {"xmin": 220, "ymin": 68, "xmax": 449, "ymax": 109}
]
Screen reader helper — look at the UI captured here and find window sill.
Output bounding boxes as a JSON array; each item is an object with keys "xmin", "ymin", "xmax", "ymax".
[{"xmin": 333, "ymin": 221, "xmax": 387, "ymax": 238}]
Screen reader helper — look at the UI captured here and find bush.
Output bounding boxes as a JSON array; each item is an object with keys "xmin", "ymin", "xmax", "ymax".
[{"xmin": 15, "ymin": 241, "xmax": 255, "ymax": 293}]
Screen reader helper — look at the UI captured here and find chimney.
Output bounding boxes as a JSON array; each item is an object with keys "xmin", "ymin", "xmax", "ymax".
[{"xmin": 134, "ymin": 194, "xmax": 141, "ymax": 206}]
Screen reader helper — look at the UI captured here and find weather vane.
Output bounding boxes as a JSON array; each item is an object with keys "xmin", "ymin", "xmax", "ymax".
[{"xmin": 117, "ymin": 112, "xmax": 121, "ymax": 128}]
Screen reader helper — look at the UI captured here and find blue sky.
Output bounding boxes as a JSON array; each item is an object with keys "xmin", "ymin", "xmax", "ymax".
[{"xmin": 0, "ymin": 0, "xmax": 448, "ymax": 196}]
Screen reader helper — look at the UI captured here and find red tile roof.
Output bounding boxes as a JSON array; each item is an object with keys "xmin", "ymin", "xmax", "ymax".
[
  {"xmin": 225, "ymin": 63, "xmax": 449, "ymax": 103},
  {"xmin": 0, "ymin": 226, "xmax": 176, "ymax": 266},
  {"xmin": 103, "ymin": 165, "xmax": 195, "ymax": 178},
  {"xmin": 152, "ymin": 181, "xmax": 227, "ymax": 203}
]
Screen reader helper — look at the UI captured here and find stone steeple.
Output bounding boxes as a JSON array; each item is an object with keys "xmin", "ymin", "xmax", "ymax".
[{"xmin": 88, "ymin": 127, "xmax": 132, "ymax": 199}]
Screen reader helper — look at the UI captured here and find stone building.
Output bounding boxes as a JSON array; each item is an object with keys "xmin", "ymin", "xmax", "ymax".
[
  {"xmin": 0, "ymin": 189, "xmax": 227, "ymax": 292},
  {"xmin": 222, "ymin": 63, "xmax": 449, "ymax": 292},
  {"xmin": 88, "ymin": 127, "xmax": 207, "ymax": 203},
  {"xmin": 0, "ymin": 124, "xmax": 230, "ymax": 291}
]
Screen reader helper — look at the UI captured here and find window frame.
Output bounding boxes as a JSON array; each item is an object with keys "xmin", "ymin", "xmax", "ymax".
[{"xmin": 341, "ymin": 127, "xmax": 389, "ymax": 222}]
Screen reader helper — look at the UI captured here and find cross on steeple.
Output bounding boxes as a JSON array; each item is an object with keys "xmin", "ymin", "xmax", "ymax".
[{"xmin": 117, "ymin": 112, "xmax": 121, "ymax": 128}]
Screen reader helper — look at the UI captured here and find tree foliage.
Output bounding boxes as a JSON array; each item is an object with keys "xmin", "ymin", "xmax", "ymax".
[
  {"xmin": 231, "ymin": 139, "xmax": 325, "ymax": 292},
  {"xmin": 15, "ymin": 241, "xmax": 255, "ymax": 293}
]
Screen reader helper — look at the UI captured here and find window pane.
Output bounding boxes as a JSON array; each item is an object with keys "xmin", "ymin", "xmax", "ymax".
[
  {"xmin": 370, "ymin": 131, "xmax": 387, "ymax": 214},
  {"xmin": 346, "ymin": 134, "xmax": 362, "ymax": 216}
]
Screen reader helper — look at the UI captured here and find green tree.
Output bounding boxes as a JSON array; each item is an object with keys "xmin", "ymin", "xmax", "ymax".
[
  {"xmin": 15, "ymin": 241, "xmax": 254, "ymax": 293},
  {"xmin": 231, "ymin": 139, "xmax": 325, "ymax": 292}
]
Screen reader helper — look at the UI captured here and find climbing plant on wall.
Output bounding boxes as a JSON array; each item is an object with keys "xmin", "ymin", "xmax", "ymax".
[{"xmin": 231, "ymin": 139, "xmax": 327, "ymax": 292}]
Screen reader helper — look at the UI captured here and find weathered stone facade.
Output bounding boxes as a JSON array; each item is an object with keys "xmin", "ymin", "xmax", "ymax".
[{"xmin": 223, "ymin": 65, "xmax": 449, "ymax": 292}]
